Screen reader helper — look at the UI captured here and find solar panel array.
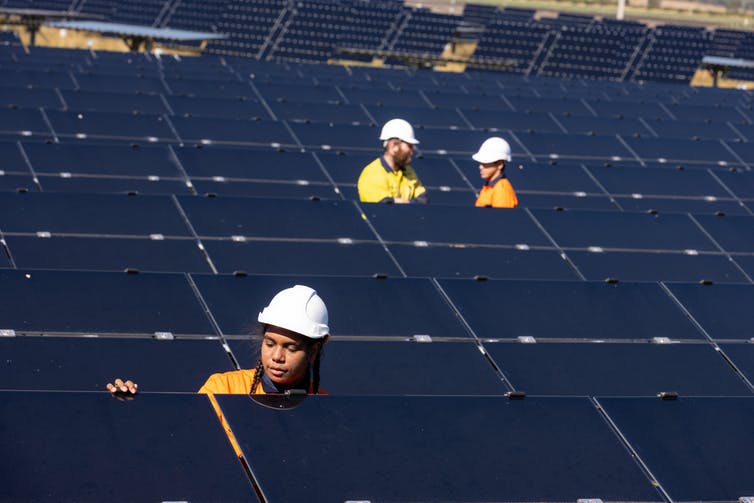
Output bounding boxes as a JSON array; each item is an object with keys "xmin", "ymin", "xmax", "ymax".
[{"xmin": 2, "ymin": 25, "xmax": 754, "ymax": 503}]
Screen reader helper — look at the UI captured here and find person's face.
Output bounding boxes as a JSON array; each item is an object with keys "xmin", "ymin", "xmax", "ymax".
[
  {"xmin": 261, "ymin": 325, "xmax": 319, "ymax": 386},
  {"xmin": 391, "ymin": 139, "xmax": 415, "ymax": 168},
  {"xmin": 479, "ymin": 160, "xmax": 503, "ymax": 181}
]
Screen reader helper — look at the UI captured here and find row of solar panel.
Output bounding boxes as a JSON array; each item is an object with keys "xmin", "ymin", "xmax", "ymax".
[{"xmin": 3, "ymin": 391, "xmax": 752, "ymax": 501}]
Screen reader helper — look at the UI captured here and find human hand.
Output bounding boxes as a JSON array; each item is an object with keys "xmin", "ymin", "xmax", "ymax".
[{"xmin": 106, "ymin": 378, "xmax": 138, "ymax": 395}]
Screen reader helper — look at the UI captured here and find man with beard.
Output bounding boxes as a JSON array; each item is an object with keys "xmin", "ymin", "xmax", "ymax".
[{"xmin": 357, "ymin": 118, "xmax": 428, "ymax": 204}]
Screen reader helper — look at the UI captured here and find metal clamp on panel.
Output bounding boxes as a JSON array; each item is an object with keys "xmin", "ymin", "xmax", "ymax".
[
  {"xmin": 517, "ymin": 336, "xmax": 536, "ymax": 343},
  {"xmin": 413, "ymin": 335, "xmax": 432, "ymax": 343},
  {"xmin": 657, "ymin": 391, "xmax": 679, "ymax": 400},
  {"xmin": 577, "ymin": 499, "xmax": 604, "ymax": 503},
  {"xmin": 0, "ymin": 329, "xmax": 16, "ymax": 337},
  {"xmin": 738, "ymin": 496, "xmax": 754, "ymax": 503},
  {"xmin": 232, "ymin": 270, "xmax": 247, "ymax": 277},
  {"xmin": 154, "ymin": 332, "xmax": 175, "ymax": 340},
  {"xmin": 505, "ymin": 391, "xmax": 526, "ymax": 400},
  {"xmin": 652, "ymin": 337, "xmax": 672, "ymax": 344}
]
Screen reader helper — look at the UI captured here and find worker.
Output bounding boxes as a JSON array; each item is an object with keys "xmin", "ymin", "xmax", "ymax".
[
  {"xmin": 107, "ymin": 285, "xmax": 330, "ymax": 455},
  {"xmin": 357, "ymin": 118, "xmax": 428, "ymax": 204},
  {"xmin": 473, "ymin": 137, "xmax": 518, "ymax": 208}
]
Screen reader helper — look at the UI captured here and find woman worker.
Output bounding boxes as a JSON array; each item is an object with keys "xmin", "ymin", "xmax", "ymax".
[{"xmin": 472, "ymin": 137, "xmax": 518, "ymax": 208}]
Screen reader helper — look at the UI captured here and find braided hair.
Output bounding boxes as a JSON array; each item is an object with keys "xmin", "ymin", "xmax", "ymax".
[{"xmin": 249, "ymin": 358, "xmax": 264, "ymax": 395}]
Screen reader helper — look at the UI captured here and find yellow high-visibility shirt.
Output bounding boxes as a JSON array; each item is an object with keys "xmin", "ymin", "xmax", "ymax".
[{"xmin": 358, "ymin": 157, "xmax": 426, "ymax": 203}]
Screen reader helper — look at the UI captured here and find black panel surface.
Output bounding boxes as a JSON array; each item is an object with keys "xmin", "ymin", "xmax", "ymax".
[
  {"xmin": 204, "ymin": 240, "xmax": 400, "ymax": 276},
  {"xmin": 179, "ymin": 196, "xmax": 373, "ymax": 240},
  {"xmin": 36, "ymin": 176, "xmax": 191, "ymax": 195},
  {"xmin": 439, "ymin": 279, "xmax": 703, "ymax": 340},
  {"xmin": 389, "ymin": 244, "xmax": 579, "ymax": 280},
  {"xmin": 229, "ymin": 339, "xmax": 505, "ymax": 394},
  {"xmin": 599, "ymin": 397, "xmax": 754, "ymax": 502},
  {"xmin": 45, "ymin": 110, "xmax": 177, "ymax": 142},
  {"xmin": 364, "ymin": 205, "xmax": 549, "ymax": 246},
  {"xmin": 533, "ymin": 209, "xmax": 717, "ymax": 251},
  {"xmin": 720, "ymin": 344, "xmax": 754, "ymax": 386},
  {"xmin": 612, "ymin": 196, "xmax": 746, "ymax": 215},
  {"xmin": 694, "ymin": 214, "xmax": 754, "ymax": 253},
  {"xmin": 5, "ymin": 235, "xmax": 212, "ymax": 273},
  {"xmin": 1, "ymin": 392, "xmax": 254, "ymax": 502},
  {"xmin": 588, "ymin": 165, "xmax": 729, "ymax": 198},
  {"xmin": 568, "ymin": 249, "xmax": 749, "ymax": 282},
  {"xmin": 171, "ymin": 116, "xmax": 296, "ymax": 146},
  {"xmin": 0, "ymin": 269, "xmax": 215, "ymax": 335},
  {"xmin": 192, "ymin": 275, "xmax": 467, "ymax": 338},
  {"xmin": 485, "ymin": 342, "xmax": 749, "ymax": 396},
  {"xmin": 0, "ymin": 337, "xmax": 233, "ymax": 392},
  {"xmin": 219, "ymin": 395, "xmax": 660, "ymax": 502},
  {"xmin": 621, "ymin": 137, "xmax": 739, "ymax": 164},
  {"xmin": 0, "ymin": 193, "xmax": 191, "ymax": 236},
  {"xmin": 665, "ymin": 283, "xmax": 754, "ymax": 340}
]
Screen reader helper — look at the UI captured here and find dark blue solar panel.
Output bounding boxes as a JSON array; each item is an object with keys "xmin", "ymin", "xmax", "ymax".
[
  {"xmin": 171, "ymin": 116, "xmax": 296, "ymax": 146},
  {"xmin": 229, "ymin": 339, "xmax": 506, "ymax": 394},
  {"xmin": 5, "ymin": 235, "xmax": 212, "ymax": 273},
  {"xmin": 166, "ymin": 77, "xmax": 256, "ymax": 98},
  {"xmin": 191, "ymin": 179, "xmax": 337, "ymax": 199},
  {"xmin": 0, "ymin": 269, "xmax": 215, "ymax": 336},
  {"xmin": 715, "ymin": 170, "xmax": 754, "ymax": 199},
  {"xmin": 665, "ymin": 283, "xmax": 754, "ymax": 340},
  {"xmin": 643, "ymin": 117, "xmax": 741, "ymax": 141},
  {"xmin": 1, "ymin": 69, "xmax": 76, "ymax": 90},
  {"xmin": 166, "ymin": 95, "xmax": 271, "ymax": 120},
  {"xmin": 1, "ymin": 392, "xmax": 254, "ymax": 501},
  {"xmin": 365, "ymin": 105, "xmax": 467, "ymax": 129},
  {"xmin": 0, "ymin": 141, "xmax": 28, "ymax": 172},
  {"xmin": 389, "ymin": 245, "xmax": 579, "ymax": 280},
  {"xmin": 415, "ymin": 128, "xmax": 490, "ymax": 154},
  {"xmin": 516, "ymin": 131, "xmax": 634, "ymax": 161},
  {"xmin": 589, "ymin": 165, "xmax": 729, "ymax": 198},
  {"xmin": 45, "ymin": 110, "xmax": 177, "ymax": 142},
  {"xmin": 481, "ymin": 162, "xmax": 600, "ymax": 194},
  {"xmin": 621, "ymin": 137, "xmax": 740, "ymax": 165},
  {"xmin": 485, "ymin": 342, "xmax": 750, "ymax": 396},
  {"xmin": 175, "ymin": 146, "xmax": 327, "ymax": 181},
  {"xmin": 520, "ymin": 193, "xmax": 619, "ymax": 210},
  {"xmin": 340, "ymin": 86, "xmax": 429, "ymax": 107},
  {"xmin": 557, "ymin": 115, "xmax": 652, "ymax": 136},
  {"xmin": 287, "ymin": 122, "xmax": 377, "ymax": 150},
  {"xmin": 584, "ymin": 99, "xmax": 671, "ymax": 120},
  {"xmin": 724, "ymin": 141, "xmax": 754, "ymax": 167},
  {"xmin": 0, "ymin": 337, "xmax": 232, "ymax": 392},
  {"xmin": 178, "ymin": 196, "xmax": 373, "ymax": 240},
  {"xmin": 203, "ymin": 240, "xmax": 399, "ymax": 276},
  {"xmin": 315, "ymin": 151, "xmax": 375, "ymax": 184},
  {"xmin": 0, "ymin": 108, "xmax": 52, "ymax": 140},
  {"xmin": 60, "ymin": 89, "xmax": 169, "ymax": 114},
  {"xmin": 0, "ymin": 85, "xmax": 62, "ymax": 108},
  {"xmin": 735, "ymin": 255, "xmax": 754, "ymax": 279},
  {"xmin": 612, "ymin": 196, "xmax": 746, "ymax": 215},
  {"xmin": 0, "ymin": 174, "xmax": 36, "ymax": 192},
  {"xmin": 532, "ymin": 209, "xmax": 718, "ymax": 251},
  {"xmin": 720, "ymin": 344, "xmax": 754, "ymax": 386},
  {"xmin": 567, "ymin": 249, "xmax": 749, "ymax": 282},
  {"xmin": 694, "ymin": 213, "xmax": 754, "ymax": 253},
  {"xmin": 461, "ymin": 109, "xmax": 561, "ymax": 132},
  {"xmin": 364, "ymin": 205, "xmax": 549, "ymax": 246},
  {"xmin": 506, "ymin": 96, "xmax": 592, "ymax": 115},
  {"xmin": 73, "ymin": 73, "xmax": 167, "ymax": 94},
  {"xmin": 599, "ymin": 397, "xmax": 754, "ymax": 502},
  {"xmin": 439, "ymin": 278, "xmax": 704, "ymax": 340},
  {"xmin": 270, "ymin": 101, "xmax": 369, "ymax": 124},
  {"xmin": 36, "ymin": 175, "xmax": 191, "ymax": 195},
  {"xmin": 408, "ymin": 156, "xmax": 469, "ymax": 187},
  {"xmin": 0, "ymin": 193, "xmax": 191, "ymax": 236},
  {"xmin": 23, "ymin": 143, "xmax": 181, "ymax": 177},
  {"xmin": 665, "ymin": 103, "xmax": 750, "ymax": 123},
  {"xmin": 254, "ymin": 81, "xmax": 343, "ymax": 104},
  {"xmin": 218, "ymin": 395, "xmax": 661, "ymax": 502},
  {"xmin": 192, "ymin": 275, "xmax": 466, "ymax": 338}
]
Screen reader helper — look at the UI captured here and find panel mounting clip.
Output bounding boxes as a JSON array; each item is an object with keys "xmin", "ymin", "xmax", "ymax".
[
  {"xmin": 517, "ymin": 336, "xmax": 536, "ymax": 343},
  {"xmin": 657, "ymin": 391, "xmax": 679, "ymax": 400},
  {"xmin": 505, "ymin": 391, "xmax": 526, "ymax": 400},
  {"xmin": 0, "ymin": 329, "xmax": 16, "ymax": 337},
  {"xmin": 652, "ymin": 337, "xmax": 672, "ymax": 344},
  {"xmin": 578, "ymin": 499, "xmax": 604, "ymax": 503},
  {"xmin": 413, "ymin": 334, "xmax": 432, "ymax": 343},
  {"xmin": 154, "ymin": 331, "xmax": 175, "ymax": 340}
]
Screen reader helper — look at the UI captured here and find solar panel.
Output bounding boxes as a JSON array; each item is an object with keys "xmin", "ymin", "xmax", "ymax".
[
  {"xmin": 695, "ymin": 213, "xmax": 754, "ymax": 253},
  {"xmin": 532, "ymin": 208, "xmax": 718, "ymax": 252},
  {"xmin": 414, "ymin": 128, "xmax": 490, "ymax": 155},
  {"xmin": 315, "ymin": 150, "xmax": 375, "ymax": 184},
  {"xmin": 598, "ymin": 397, "xmax": 754, "ymax": 501},
  {"xmin": 0, "ymin": 337, "xmax": 233, "ymax": 392},
  {"xmin": 5, "ymin": 235, "xmax": 213, "ymax": 273},
  {"xmin": 719, "ymin": 344, "xmax": 754, "ymax": 385},
  {"xmin": 170, "ymin": 116, "xmax": 296, "ymax": 146},
  {"xmin": 365, "ymin": 105, "xmax": 468, "ymax": 129},
  {"xmin": 0, "ymin": 174, "xmax": 35, "ymax": 192},
  {"xmin": 520, "ymin": 193, "xmax": 619, "ymax": 211},
  {"xmin": 665, "ymin": 282, "xmax": 754, "ymax": 340},
  {"xmin": 643, "ymin": 117, "xmax": 741, "ymax": 141},
  {"xmin": 340, "ymin": 86, "xmax": 429, "ymax": 107},
  {"xmin": 254, "ymin": 81, "xmax": 344, "ymax": 104},
  {"xmin": 553, "ymin": 115, "xmax": 651, "ymax": 136},
  {"xmin": 461, "ymin": 109, "xmax": 561, "ymax": 132},
  {"xmin": 59, "ymin": 89, "xmax": 170, "ymax": 114},
  {"xmin": 485, "ymin": 341, "xmax": 750, "ymax": 395},
  {"xmin": 516, "ymin": 131, "xmax": 633, "ymax": 161},
  {"xmin": 408, "ymin": 156, "xmax": 470, "ymax": 187},
  {"xmin": 0, "ymin": 85, "xmax": 63, "ymax": 108},
  {"xmin": 217, "ymin": 395, "xmax": 661, "ymax": 502},
  {"xmin": 567, "ymin": 249, "xmax": 749, "ymax": 282},
  {"xmin": 612, "ymin": 196, "xmax": 746, "ymax": 215},
  {"xmin": 177, "ymin": 196, "xmax": 373, "ymax": 240},
  {"xmin": 1, "ymin": 392, "xmax": 254, "ymax": 501},
  {"xmin": 202, "ymin": 240, "xmax": 400, "ymax": 276},
  {"xmin": 715, "ymin": 170, "xmax": 754, "ymax": 199},
  {"xmin": 0, "ymin": 269, "xmax": 215, "ymax": 336},
  {"xmin": 191, "ymin": 274, "xmax": 467, "ymax": 338},
  {"xmin": 229, "ymin": 339, "xmax": 506, "ymax": 394},
  {"xmin": 44, "ymin": 110, "xmax": 178, "ymax": 143},
  {"xmin": 287, "ymin": 122, "xmax": 377, "ymax": 151},
  {"xmin": 22, "ymin": 143, "xmax": 182, "ymax": 177},
  {"xmin": 621, "ymin": 137, "xmax": 740, "ymax": 165},
  {"xmin": 438, "ymin": 278, "xmax": 704, "ymax": 341},
  {"xmin": 270, "ymin": 101, "xmax": 369, "ymax": 124},
  {"xmin": 0, "ymin": 108, "xmax": 53, "ymax": 140},
  {"xmin": 166, "ymin": 95, "xmax": 271, "ymax": 120},
  {"xmin": 387, "ymin": 244, "xmax": 579, "ymax": 280},
  {"xmin": 364, "ymin": 205, "xmax": 550, "ymax": 246},
  {"xmin": 191, "ymin": 179, "xmax": 337, "ymax": 199},
  {"xmin": 36, "ymin": 175, "xmax": 192, "ymax": 195},
  {"xmin": 505, "ymin": 96, "xmax": 593, "ymax": 115},
  {"xmin": 165, "ymin": 77, "xmax": 256, "ymax": 99},
  {"xmin": 0, "ymin": 192, "xmax": 191, "ymax": 236}
]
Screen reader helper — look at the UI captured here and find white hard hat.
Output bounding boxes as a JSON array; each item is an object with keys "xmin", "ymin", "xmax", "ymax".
[
  {"xmin": 379, "ymin": 118, "xmax": 419, "ymax": 145},
  {"xmin": 472, "ymin": 137, "xmax": 512, "ymax": 163},
  {"xmin": 258, "ymin": 285, "xmax": 329, "ymax": 339}
]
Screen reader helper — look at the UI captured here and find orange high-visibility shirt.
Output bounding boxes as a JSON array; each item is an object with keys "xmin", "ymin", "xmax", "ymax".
[{"xmin": 475, "ymin": 177, "xmax": 518, "ymax": 208}]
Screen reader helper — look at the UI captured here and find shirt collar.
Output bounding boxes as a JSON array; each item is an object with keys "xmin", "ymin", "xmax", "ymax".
[
  {"xmin": 380, "ymin": 156, "xmax": 404, "ymax": 173},
  {"xmin": 484, "ymin": 174, "xmax": 504, "ymax": 187}
]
